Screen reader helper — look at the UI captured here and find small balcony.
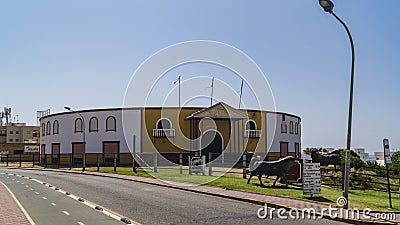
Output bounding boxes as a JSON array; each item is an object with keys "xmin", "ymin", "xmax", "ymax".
[
  {"xmin": 153, "ymin": 129, "xmax": 175, "ymax": 137},
  {"xmin": 244, "ymin": 130, "xmax": 261, "ymax": 138}
]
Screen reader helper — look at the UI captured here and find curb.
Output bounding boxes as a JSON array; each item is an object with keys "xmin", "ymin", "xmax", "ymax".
[{"xmin": 11, "ymin": 167, "xmax": 398, "ymax": 225}]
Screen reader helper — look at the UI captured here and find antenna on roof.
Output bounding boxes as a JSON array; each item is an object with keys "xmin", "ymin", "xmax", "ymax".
[
  {"xmin": 210, "ymin": 76, "xmax": 214, "ymax": 106},
  {"xmin": 238, "ymin": 79, "xmax": 244, "ymax": 109}
]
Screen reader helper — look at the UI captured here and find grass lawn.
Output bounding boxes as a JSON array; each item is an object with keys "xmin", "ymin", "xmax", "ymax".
[{"xmin": 85, "ymin": 166, "xmax": 400, "ymax": 212}]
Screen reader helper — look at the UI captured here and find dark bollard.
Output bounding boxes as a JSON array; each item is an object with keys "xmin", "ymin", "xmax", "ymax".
[
  {"xmin": 97, "ymin": 154, "xmax": 100, "ymax": 172},
  {"xmin": 19, "ymin": 154, "xmax": 22, "ymax": 167},
  {"xmin": 69, "ymin": 153, "xmax": 72, "ymax": 170},
  {"xmin": 114, "ymin": 153, "xmax": 117, "ymax": 173},
  {"xmin": 6, "ymin": 154, "xmax": 9, "ymax": 167},
  {"xmin": 242, "ymin": 154, "xmax": 247, "ymax": 179},
  {"xmin": 179, "ymin": 153, "xmax": 183, "ymax": 175},
  {"xmin": 32, "ymin": 154, "xmax": 35, "ymax": 168}
]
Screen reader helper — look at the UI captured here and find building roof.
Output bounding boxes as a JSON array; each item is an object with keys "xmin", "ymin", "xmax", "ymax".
[{"xmin": 185, "ymin": 102, "xmax": 248, "ymax": 119}]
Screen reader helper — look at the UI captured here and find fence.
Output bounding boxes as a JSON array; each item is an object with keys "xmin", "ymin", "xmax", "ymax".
[{"xmin": 321, "ymin": 164, "xmax": 400, "ymax": 192}]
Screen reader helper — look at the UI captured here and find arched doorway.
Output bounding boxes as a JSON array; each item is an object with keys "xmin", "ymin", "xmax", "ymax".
[{"xmin": 201, "ymin": 130, "xmax": 223, "ymax": 162}]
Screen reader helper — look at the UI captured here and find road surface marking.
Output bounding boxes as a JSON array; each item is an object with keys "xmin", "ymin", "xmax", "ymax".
[
  {"xmin": 16, "ymin": 180, "xmax": 19, "ymax": 183},
  {"xmin": 62, "ymin": 211, "xmax": 70, "ymax": 216},
  {"xmin": 42, "ymin": 197, "xmax": 47, "ymax": 200},
  {"xmin": 51, "ymin": 203, "xmax": 56, "ymax": 206},
  {"xmin": 30, "ymin": 188, "xmax": 34, "ymax": 191},
  {"xmin": 25, "ymin": 185, "xmax": 29, "ymax": 188},
  {"xmin": 35, "ymin": 192, "xmax": 39, "ymax": 195},
  {"xmin": 77, "ymin": 222, "xmax": 85, "ymax": 225},
  {"xmin": 1, "ymin": 181, "xmax": 36, "ymax": 225}
]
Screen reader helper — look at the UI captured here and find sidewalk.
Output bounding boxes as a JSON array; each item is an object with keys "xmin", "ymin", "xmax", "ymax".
[
  {"xmin": 23, "ymin": 168, "xmax": 400, "ymax": 224},
  {"xmin": 0, "ymin": 181, "xmax": 32, "ymax": 225}
]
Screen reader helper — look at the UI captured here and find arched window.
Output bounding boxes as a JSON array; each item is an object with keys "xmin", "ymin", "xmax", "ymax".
[
  {"xmin": 75, "ymin": 118, "xmax": 83, "ymax": 133},
  {"xmin": 46, "ymin": 121, "xmax": 51, "ymax": 135},
  {"xmin": 153, "ymin": 118, "xmax": 175, "ymax": 137},
  {"xmin": 156, "ymin": 118, "xmax": 171, "ymax": 129},
  {"xmin": 244, "ymin": 120, "xmax": 260, "ymax": 138},
  {"xmin": 106, "ymin": 116, "xmax": 116, "ymax": 131},
  {"xmin": 89, "ymin": 117, "xmax": 98, "ymax": 132},
  {"xmin": 281, "ymin": 122, "xmax": 287, "ymax": 134},
  {"xmin": 53, "ymin": 120, "xmax": 59, "ymax": 134},
  {"xmin": 295, "ymin": 122, "xmax": 299, "ymax": 135},
  {"xmin": 245, "ymin": 120, "xmax": 257, "ymax": 130},
  {"xmin": 298, "ymin": 123, "xmax": 301, "ymax": 135},
  {"xmin": 289, "ymin": 121, "xmax": 294, "ymax": 134},
  {"xmin": 41, "ymin": 123, "xmax": 45, "ymax": 136}
]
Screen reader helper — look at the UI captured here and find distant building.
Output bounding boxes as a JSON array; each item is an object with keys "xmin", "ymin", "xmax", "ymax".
[
  {"xmin": 0, "ymin": 123, "xmax": 40, "ymax": 155},
  {"xmin": 354, "ymin": 148, "xmax": 370, "ymax": 162},
  {"xmin": 374, "ymin": 152, "xmax": 385, "ymax": 166}
]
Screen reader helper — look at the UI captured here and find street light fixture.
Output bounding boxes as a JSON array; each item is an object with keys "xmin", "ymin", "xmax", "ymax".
[
  {"xmin": 64, "ymin": 106, "xmax": 86, "ymax": 172},
  {"xmin": 318, "ymin": 0, "xmax": 355, "ymax": 209}
]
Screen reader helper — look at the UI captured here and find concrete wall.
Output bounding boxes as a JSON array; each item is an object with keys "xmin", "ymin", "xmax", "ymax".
[{"xmin": 40, "ymin": 109, "xmax": 141, "ymax": 154}]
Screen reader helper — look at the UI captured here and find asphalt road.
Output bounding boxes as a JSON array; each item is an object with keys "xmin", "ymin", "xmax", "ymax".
[
  {"xmin": 0, "ymin": 172, "xmax": 123, "ymax": 225},
  {"xmin": 0, "ymin": 168, "xmax": 350, "ymax": 225}
]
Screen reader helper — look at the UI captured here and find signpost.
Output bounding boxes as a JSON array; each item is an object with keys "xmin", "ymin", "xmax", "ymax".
[
  {"xmin": 303, "ymin": 162, "xmax": 321, "ymax": 196},
  {"xmin": 189, "ymin": 156, "xmax": 205, "ymax": 175},
  {"xmin": 383, "ymin": 138, "xmax": 392, "ymax": 208},
  {"xmin": 24, "ymin": 145, "xmax": 39, "ymax": 153}
]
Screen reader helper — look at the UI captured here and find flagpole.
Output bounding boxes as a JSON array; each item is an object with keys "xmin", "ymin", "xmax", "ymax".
[
  {"xmin": 178, "ymin": 76, "xmax": 181, "ymax": 107},
  {"xmin": 238, "ymin": 79, "xmax": 244, "ymax": 109},
  {"xmin": 210, "ymin": 77, "xmax": 214, "ymax": 106}
]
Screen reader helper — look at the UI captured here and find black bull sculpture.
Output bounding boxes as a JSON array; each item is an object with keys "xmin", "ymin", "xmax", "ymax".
[
  {"xmin": 247, "ymin": 156, "xmax": 297, "ymax": 187},
  {"xmin": 311, "ymin": 150, "xmax": 341, "ymax": 171}
]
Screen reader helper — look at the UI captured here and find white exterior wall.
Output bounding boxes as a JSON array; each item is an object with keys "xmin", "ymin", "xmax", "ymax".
[
  {"xmin": 39, "ymin": 109, "xmax": 141, "ymax": 154},
  {"xmin": 266, "ymin": 113, "xmax": 301, "ymax": 153}
]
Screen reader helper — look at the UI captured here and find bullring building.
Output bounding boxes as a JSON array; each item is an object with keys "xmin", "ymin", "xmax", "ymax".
[{"xmin": 39, "ymin": 102, "xmax": 301, "ymax": 164}]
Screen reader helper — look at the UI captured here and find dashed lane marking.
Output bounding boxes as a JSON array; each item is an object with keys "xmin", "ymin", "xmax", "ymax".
[
  {"xmin": 51, "ymin": 203, "xmax": 56, "ymax": 206},
  {"xmin": 62, "ymin": 211, "xmax": 70, "ymax": 216},
  {"xmin": 42, "ymin": 197, "xmax": 47, "ymax": 200}
]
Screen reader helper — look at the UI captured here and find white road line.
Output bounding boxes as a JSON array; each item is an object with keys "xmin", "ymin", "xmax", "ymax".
[
  {"xmin": 25, "ymin": 185, "xmax": 29, "ymax": 188},
  {"xmin": 16, "ymin": 180, "xmax": 20, "ymax": 183},
  {"xmin": 62, "ymin": 211, "xmax": 70, "ymax": 216},
  {"xmin": 35, "ymin": 192, "xmax": 39, "ymax": 195},
  {"xmin": 1, "ymin": 182, "xmax": 36, "ymax": 225},
  {"xmin": 21, "ymin": 183, "xmax": 24, "ymax": 184},
  {"xmin": 42, "ymin": 197, "xmax": 47, "ymax": 200},
  {"xmin": 30, "ymin": 188, "xmax": 34, "ymax": 191},
  {"xmin": 51, "ymin": 203, "xmax": 56, "ymax": 206},
  {"xmin": 77, "ymin": 222, "xmax": 85, "ymax": 225},
  {"xmin": 12, "ymin": 179, "xmax": 15, "ymax": 181}
]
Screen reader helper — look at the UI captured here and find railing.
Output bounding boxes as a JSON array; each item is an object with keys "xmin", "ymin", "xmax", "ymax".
[
  {"xmin": 244, "ymin": 130, "xmax": 261, "ymax": 138},
  {"xmin": 153, "ymin": 129, "xmax": 175, "ymax": 137}
]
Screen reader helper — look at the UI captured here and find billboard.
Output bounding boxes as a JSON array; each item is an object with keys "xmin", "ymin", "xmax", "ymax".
[{"xmin": 24, "ymin": 145, "xmax": 40, "ymax": 153}]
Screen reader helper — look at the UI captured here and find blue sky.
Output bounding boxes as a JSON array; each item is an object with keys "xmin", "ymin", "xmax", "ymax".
[{"xmin": 1, "ymin": 1, "xmax": 399, "ymax": 153}]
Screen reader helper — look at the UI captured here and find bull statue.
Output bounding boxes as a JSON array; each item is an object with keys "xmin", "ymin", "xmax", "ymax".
[
  {"xmin": 247, "ymin": 156, "xmax": 297, "ymax": 187},
  {"xmin": 311, "ymin": 150, "xmax": 341, "ymax": 171}
]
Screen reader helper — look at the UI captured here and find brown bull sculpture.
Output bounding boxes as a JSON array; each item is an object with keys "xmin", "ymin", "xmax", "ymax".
[{"xmin": 247, "ymin": 156, "xmax": 297, "ymax": 187}]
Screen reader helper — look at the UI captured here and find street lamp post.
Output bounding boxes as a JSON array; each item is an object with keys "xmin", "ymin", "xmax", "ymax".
[
  {"xmin": 318, "ymin": 0, "xmax": 355, "ymax": 209},
  {"xmin": 64, "ymin": 106, "xmax": 86, "ymax": 172}
]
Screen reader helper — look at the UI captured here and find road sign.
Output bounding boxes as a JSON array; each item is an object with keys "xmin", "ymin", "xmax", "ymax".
[
  {"xmin": 189, "ymin": 156, "xmax": 205, "ymax": 175},
  {"xmin": 303, "ymin": 162, "xmax": 321, "ymax": 195},
  {"xmin": 24, "ymin": 145, "xmax": 39, "ymax": 153},
  {"xmin": 383, "ymin": 139, "xmax": 391, "ymax": 164}
]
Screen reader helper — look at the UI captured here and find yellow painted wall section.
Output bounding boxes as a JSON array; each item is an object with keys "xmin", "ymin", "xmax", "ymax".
[{"xmin": 141, "ymin": 108, "xmax": 200, "ymax": 153}]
